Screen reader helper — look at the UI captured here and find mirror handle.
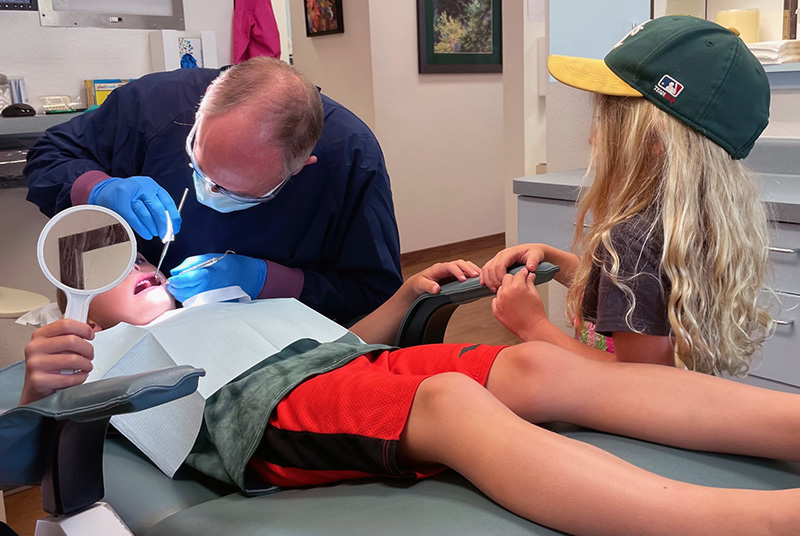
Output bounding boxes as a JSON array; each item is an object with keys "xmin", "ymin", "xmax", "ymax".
[
  {"xmin": 60, "ymin": 293, "xmax": 93, "ymax": 375},
  {"xmin": 64, "ymin": 293, "xmax": 92, "ymax": 324}
]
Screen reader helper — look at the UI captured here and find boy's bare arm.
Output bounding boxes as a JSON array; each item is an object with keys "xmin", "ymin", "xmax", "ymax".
[{"xmin": 351, "ymin": 260, "xmax": 480, "ymax": 345}]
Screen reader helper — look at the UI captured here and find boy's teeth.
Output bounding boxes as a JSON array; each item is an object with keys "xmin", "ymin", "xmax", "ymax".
[{"xmin": 134, "ymin": 277, "xmax": 158, "ymax": 294}]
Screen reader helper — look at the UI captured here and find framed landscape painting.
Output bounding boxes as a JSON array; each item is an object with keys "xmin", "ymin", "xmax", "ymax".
[{"xmin": 417, "ymin": 0, "xmax": 502, "ymax": 73}]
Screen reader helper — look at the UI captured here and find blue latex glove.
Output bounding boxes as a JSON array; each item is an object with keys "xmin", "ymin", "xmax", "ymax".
[
  {"xmin": 88, "ymin": 176, "xmax": 181, "ymax": 240},
  {"xmin": 166, "ymin": 253, "xmax": 267, "ymax": 302}
]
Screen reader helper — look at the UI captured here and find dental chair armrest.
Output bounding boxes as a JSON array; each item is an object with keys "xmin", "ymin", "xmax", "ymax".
[
  {"xmin": 0, "ymin": 365, "xmax": 205, "ymax": 515},
  {"xmin": 395, "ymin": 263, "xmax": 559, "ymax": 347},
  {"xmin": 14, "ymin": 365, "xmax": 205, "ymax": 423}
]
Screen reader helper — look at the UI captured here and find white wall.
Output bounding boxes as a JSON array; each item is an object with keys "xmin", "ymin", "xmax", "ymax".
[
  {"xmin": 503, "ymin": 1, "xmax": 547, "ymax": 247},
  {"xmin": 1, "ymin": 0, "xmax": 538, "ymax": 256},
  {"xmin": 369, "ymin": 2, "xmax": 504, "ymax": 252},
  {"xmin": 0, "ymin": 0, "xmax": 233, "ymax": 113},
  {"xmin": 288, "ymin": 1, "xmax": 375, "ymax": 129},
  {"xmin": 546, "ymin": 82, "xmax": 593, "ymax": 172},
  {"xmin": 503, "ymin": 2, "xmax": 526, "ymax": 250},
  {"xmin": 272, "ymin": 0, "xmax": 292, "ymax": 64},
  {"xmin": 289, "ymin": 0, "xmax": 508, "ymax": 253}
]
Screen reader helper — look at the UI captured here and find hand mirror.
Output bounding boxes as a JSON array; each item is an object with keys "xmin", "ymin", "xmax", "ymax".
[{"xmin": 37, "ymin": 205, "xmax": 137, "ymax": 323}]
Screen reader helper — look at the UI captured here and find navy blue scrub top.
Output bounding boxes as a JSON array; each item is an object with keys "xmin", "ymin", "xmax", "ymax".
[{"xmin": 24, "ymin": 68, "xmax": 403, "ymax": 322}]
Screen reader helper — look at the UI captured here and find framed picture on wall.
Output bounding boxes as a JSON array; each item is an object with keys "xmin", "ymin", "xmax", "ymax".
[
  {"xmin": 305, "ymin": 0, "xmax": 345, "ymax": 37},
  {"xmin": 150, "ymin": 30, "xmax": 220, "ymax": 72},
  {"xmin": 417, "ymin": 0, "xmax": 503, "ymax": 73}
]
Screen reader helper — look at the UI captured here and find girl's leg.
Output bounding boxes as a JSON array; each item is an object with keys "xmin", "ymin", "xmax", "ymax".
[
  {"xmin": 486, "ymin": 342, "xmax": 800, "ymax": 461},
  {"xmin": 398, "ymin": 372, "xmax": 799, "ymax": 536}
]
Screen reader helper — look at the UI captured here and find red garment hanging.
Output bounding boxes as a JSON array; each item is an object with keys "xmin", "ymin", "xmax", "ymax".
[{"xmin": 234, "ymin": 0, "xmax": 281, "ymax": 63}]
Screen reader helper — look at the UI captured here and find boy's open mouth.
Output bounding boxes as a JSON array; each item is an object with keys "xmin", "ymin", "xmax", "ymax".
[{"xmin": 134, "ymin": 275, "xmax": 162, "ymax": 295}]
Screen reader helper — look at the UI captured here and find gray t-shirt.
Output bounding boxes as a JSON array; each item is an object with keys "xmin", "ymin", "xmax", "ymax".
[{"xmin": 581, "ymin": 213, "xmax": 671, "ymax": 337}]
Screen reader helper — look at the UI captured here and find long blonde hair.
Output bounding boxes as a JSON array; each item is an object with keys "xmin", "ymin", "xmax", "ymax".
[{"xmin": 566, "ymin": 95, "xmax": 774, "ymax": 375}]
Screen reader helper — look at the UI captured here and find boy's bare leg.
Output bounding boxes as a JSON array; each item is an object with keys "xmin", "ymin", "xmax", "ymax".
[
  {"xmin": 398, "ymin": 372, "xmax": 800, "ymax": 536},
  {"xmin": 486, "ymin": 341, "xmax": 800, "ymax": 461}
]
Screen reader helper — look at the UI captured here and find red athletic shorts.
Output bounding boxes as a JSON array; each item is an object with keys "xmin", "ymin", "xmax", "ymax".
[{"xmin": 247, "ymin": 343, "xmax": 506, "ymax": 488}]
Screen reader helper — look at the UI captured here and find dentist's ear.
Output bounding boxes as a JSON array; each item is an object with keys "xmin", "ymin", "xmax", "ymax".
[{"xmin": 292, "ymin": 155, "xmax": 318, "ymax": 175}]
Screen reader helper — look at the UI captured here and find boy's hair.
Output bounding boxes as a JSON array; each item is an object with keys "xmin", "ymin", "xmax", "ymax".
[
  {"xmin": 197, "ymin": 57, "xmax": 324, "ymax": 182},
  {"xmin": 56, "ymin": 288, "xmax": 67, "ymax": 315},
  {"xmin": 566, "ymin": 95, "xmax": 774, "ymax": 376}
]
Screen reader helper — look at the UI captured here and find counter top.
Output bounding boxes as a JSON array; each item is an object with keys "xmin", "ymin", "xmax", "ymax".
[
  {"xmin": 513, "ymin": 169, "xmax": 583, "ymax": 203},
  {"xmin": 514, "ymin": 168, "xmax": 800, "ymax": 225},
  {"xmin": 515, "ymin": 137, "xmax": 800, "ymax": 225},
  {"xmin": 0, "ymin": 114, "xmax": 75, "ymax": 137}
]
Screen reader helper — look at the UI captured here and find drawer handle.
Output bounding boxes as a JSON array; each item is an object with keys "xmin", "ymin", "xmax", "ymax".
[
  {"xmin": 775, "ymin": 319, "xmax": 795, "ymax": 326},
  {"xmin": 769, "ymin": 246, "xmax": 800, "ymax": 255}
]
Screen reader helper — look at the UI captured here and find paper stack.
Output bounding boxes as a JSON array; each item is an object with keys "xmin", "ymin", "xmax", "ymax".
[{"xmin": 748, "ymin": 40, "xmax": 800, "ymax": 64}]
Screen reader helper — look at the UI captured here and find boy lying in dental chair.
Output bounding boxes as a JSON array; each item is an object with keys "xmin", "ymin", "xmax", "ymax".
[{"xmin": 19, "ymin": 254, "xmax": 800, "ymax": 536}]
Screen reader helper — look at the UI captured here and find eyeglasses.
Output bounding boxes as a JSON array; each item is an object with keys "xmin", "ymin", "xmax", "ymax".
[{"xmin": 185, "ymin": 123, "xmax": 289, "ymax": 204}]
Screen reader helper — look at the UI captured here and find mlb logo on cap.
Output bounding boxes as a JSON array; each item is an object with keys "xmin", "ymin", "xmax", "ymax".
[{"xmin": 657, "ymin": 75, "xmax": 684, "ymax": 98}]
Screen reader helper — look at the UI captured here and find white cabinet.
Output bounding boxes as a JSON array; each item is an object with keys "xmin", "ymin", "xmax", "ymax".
[
  {"xmin": 517, "ymin": 197, "xmax": 575, "ymax": 249},
  {"xmin": 770, "ymin": 223, "xmax": 800, "ymax": 294},
  {"xmin": 750, "ymin": 292, "xmax": 799, "ymax": 386},
  {"xmin": 748, "ymin": 223, "xmax": 800, "ymax": 390}
]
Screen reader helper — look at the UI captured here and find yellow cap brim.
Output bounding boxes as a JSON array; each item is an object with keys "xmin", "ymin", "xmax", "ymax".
[{"xmin": 548, "ymin": 55, "xmax": 642, "ymax": 97}]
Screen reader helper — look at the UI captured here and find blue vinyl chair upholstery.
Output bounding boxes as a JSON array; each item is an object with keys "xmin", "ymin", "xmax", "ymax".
[{"xmin": 0, "ymin": 362, "xmax": 204, "ymax": 517}]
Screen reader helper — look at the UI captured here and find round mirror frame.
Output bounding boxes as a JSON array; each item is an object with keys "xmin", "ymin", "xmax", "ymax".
[{"xmin": 36, "ymin": 205, "xmax": 137, "ymax": 322}]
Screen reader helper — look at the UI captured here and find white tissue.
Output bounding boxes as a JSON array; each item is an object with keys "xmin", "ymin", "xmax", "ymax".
[
  {"xmin": 182, "ymin": 285, "xmax": 251, "ymax": 307},
  {"xmin": 15, "ymin": 302, "xmax": 62, "ymax": 327}
]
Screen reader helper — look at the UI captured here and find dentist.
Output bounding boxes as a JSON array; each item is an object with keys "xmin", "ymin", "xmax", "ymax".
[{"xmin": 24, "ymin": 57, "xmax": 402, "ymax": 322}]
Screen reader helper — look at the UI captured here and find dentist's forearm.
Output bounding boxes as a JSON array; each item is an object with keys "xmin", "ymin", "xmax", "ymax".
[
  {"xmin": 257, "ymin": 261, "xmax": 304, "ymax": 299},
  {"xmin": 71, "ymin": 170, "xmax": 111, "ymax": 205}
]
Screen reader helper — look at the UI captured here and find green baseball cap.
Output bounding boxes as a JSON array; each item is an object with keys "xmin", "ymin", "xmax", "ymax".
[{"xmin": 548, "ymin": 15, "xmax": 770, "ymax": 159}]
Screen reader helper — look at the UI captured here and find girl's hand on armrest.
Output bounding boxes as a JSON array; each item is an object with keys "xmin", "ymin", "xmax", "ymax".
[
  {"xmin": 20, "ymin": 319, "xmax": 95, "ymax": 405},
  {"xmin": 405, "ymin": 260, "xmax": 481, "ymax": 296},
  {"xmin": 491, "ymin": 268, "xmax": 546, "ymax": 342},
  {"xmin": 482, "ymin": 243, "xmax": 579, "ymax": 291},
  {"xmin": 481, "ymin": 244, "xmax": 547, "ymax": 292}
]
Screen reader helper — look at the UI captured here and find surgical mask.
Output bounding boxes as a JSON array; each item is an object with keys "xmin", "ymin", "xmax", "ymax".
[{"xmin": 192, "ymin": 171, "xmax": 261, "ymax": 213}]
